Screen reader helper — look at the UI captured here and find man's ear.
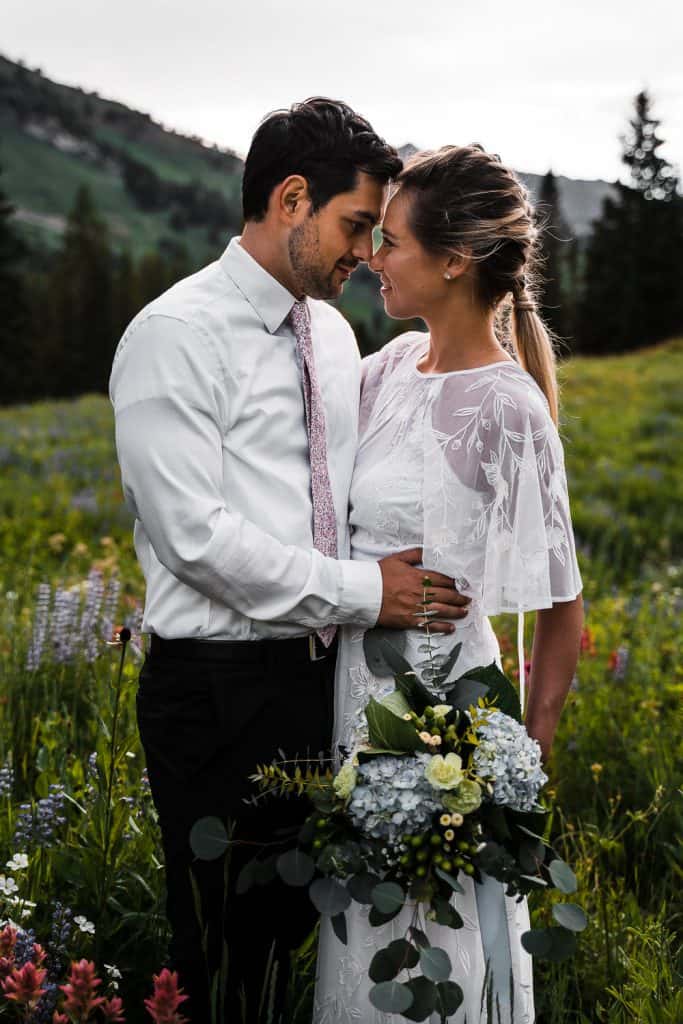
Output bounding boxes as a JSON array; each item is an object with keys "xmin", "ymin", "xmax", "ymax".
[{"xmin": 275, "ymin": 175, "xmax": 311, "ymax": 222}]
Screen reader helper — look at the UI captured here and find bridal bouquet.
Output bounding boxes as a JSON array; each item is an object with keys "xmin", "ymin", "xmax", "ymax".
[{"xmin": 191, "ymin": 632, "xmax": 586, "ymax": 1022}]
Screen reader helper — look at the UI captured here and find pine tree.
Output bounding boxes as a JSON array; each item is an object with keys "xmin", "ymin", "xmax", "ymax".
[
  {"xmin": 0, "ymin": 167, "xmax": 31, "ymax": 404},
  {"xmin": 536, "ymin": 170, "xmax": 570, "ymax": 343},
  {"xmin": 578, "ymin": 93, "xmax": 683, "ymax": 353},
  {"xmin": 621, "ymin": 90, "xmax": 678, "ymax": 201},
  {"xmin": 44, "ymin": 185, "xmax": 114, "ymax": 396}
]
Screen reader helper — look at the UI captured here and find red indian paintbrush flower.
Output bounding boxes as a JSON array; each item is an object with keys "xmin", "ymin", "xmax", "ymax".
[
  {"xmin": 100, "ymin": 995, "xmax": 126, "ymax": 1022},
  {"xmin": 1, "ymin": 960, "xmax": 47, "ymax": 1011},
  {"xmin": 144, "ymin": 968, "xmax": 189, "ymax": 1024},
  {"xmin": 59, "ymin": 959, "xmax": 105, "ymax": 1020},
  {"xmin": 52, "ymin": 1013, "xmax": 69, "ymax": 1024}
]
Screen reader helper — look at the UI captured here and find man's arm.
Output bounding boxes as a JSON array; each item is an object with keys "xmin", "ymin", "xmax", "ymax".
[{"xmin": 111, "ymin": 315, "xmax": 469, "ymax": 632}]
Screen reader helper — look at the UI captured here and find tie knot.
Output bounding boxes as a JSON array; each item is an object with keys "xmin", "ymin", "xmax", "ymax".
[{"xmin": 290, "ymin": 299, "xmax": 311, "ymax": 339}]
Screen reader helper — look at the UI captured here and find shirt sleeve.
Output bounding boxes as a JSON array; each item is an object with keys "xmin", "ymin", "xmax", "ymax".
[
  {"xmin": 422, "ymin": 372, "xmax": 583, "ymax": 615},
  {"xmin": 110, "ymin": 314, "xmax": 383, "ymax": 628}
]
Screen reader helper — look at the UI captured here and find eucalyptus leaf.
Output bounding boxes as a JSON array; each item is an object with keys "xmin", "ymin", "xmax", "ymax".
[
  {"xmin": 434, "ymin": 865, "xmax": 465, "ymax": 894},
  {"xmin": 348, "ymin": 870, "xmax": 382, "ymax": 905},
  {"xmin": 522, "ymin": 927, "xmax": 577, "ymax": 961},
  {"xmin": 369, "ymin": 981, "xmax": 414, "ymax": 1014},
  {"xmin": 363, "ymin": 629, "xmax": 409, "ymax": 678},
  {"xmin": 549, "ymin": 859, "xmax": 578, "ymax": 894},
  {"xmin": 434, "ymin": 898, "xmax": 463, "ymax": 929},
  {"xmin": 456, "ymin": 662, "xmax": 521, "ymax": 721},
  {"xmin": 369, "ymin": 903, "xmax": 404, "ymax": 927},
  {"xmin": 331, "ymin": 912, "xmax": 347, "ymax": 945},
  {"xmin": 436, "ymin": 980, "xmax": 464, "ymax": 1016},
  {"xmin": 409, "ymin": 925, "xmax": 431, "ymax": 950},
  {"xmin": 448, "ymin": 677, "xmax": 490, "ymax": 712},
  {"xmin": 520, "ymin": 928, "xmax": 553, "ymax": 957},
  {"xmin": 189, "ymin": 816, "xmax": 229, "ymax": 861},
  {"xmin": 371, "ymin": 881, "xmax": 405, "ymax": 915},
  {"xmin": 402, "ymin": 976, "xmax": 438, "ymax": 1022},
  {"xmin": 276, "ymin": 849, "xmax": 315, "ymax": 887},
  {"xmin": 419, "ymin": 946, "xmax": 452, "ymax": 983},
  {"xmin": 309, "ymin": 877, "xmax": 351, "ymax": 916},
  {"xmin": 368, "ymin": 939, "xmax": 419, "ymax": 984},
  {"xmin": 235, "ymin": 857, "xmax": 257, "ymax": 895},
  {"xmin": 552, "ymin": 903, "xmax": 588, "ymax": 932}
]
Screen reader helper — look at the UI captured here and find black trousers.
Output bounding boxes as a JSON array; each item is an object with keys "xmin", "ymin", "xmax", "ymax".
[{"xmin": 136, "ymin": 637, "xmax": 336, "ymax": 1023}]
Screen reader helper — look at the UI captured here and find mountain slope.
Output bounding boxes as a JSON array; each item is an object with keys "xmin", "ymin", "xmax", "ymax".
[{"xmin": 1, "ymin": 54, "xmax": 616, "ymax": 262}]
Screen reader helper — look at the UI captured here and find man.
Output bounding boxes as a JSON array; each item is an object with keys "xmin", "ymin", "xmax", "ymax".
[{"xmin": 109, "ymin": 98, "xmax": 468, "ymax": 1022}]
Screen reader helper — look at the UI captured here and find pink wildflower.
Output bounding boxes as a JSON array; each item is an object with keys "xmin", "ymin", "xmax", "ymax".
[
  {"xmin": 52, "ymin": 1014, "xmax": 69, "ymax": 1024},
  {"xmin": 59, "ymin": 959, "xmax": 105, "ymax": 1021},
  {"xmin": 1, "ymin": 960, "xmax": 47, "ymax": 1011},
  {"xmin": 101, "ymin": 995, "xmax": 126, "ymax": 1021},
  {"xmin": 144, "ymin": 968, "xmax": 189, "ymax": 1024}
]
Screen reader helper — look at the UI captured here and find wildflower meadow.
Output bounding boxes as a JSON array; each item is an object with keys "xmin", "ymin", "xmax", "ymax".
[{"xmin": 0, "ymin": 339, "xmax": 681, "ymax": 1022}]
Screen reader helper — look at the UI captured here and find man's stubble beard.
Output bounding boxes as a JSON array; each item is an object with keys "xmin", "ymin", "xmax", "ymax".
[{"xmin": 288, "ymin": 218, "xmax": 340, "ymax": 300}]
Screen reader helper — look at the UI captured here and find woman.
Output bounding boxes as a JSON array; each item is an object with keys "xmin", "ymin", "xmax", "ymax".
[{"xmin": 313, "ymin": 145, "xmax": 584, "ymax": 1023}]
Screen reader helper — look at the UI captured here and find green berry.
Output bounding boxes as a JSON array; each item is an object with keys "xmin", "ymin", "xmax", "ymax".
[
  {"xmin": 454, "ymin": 856, "xmax": 465, "ymax": 869},
  {"xmin": 430, "ymin": 834, "xmax": 442, "ymax": 847},
  {"xmin": 416, "ymin": 849, "xmax": 429, "ymax": 863},
  {"xmin": 316, "ymin": 818, "xmax": 328, "ymax": 829},
  {"xmin": 411, "ymin": 835, "xmax": 424, "ymax": 848},
  {"xmin": 457, "ymin": 840, "xmax": 469, "ymax": 852},
  {"xmin": 440, "ymin": 859, "xmax": 453, "ymax": 872},
  {"xmin": 464, "ymin": 863, "xmax": 475, "ymax": 876},
  {"xmin": 312, "ymin": 838, "xmax": 324, "ymax": 850},
  {"xmin": 416, "ymin": 865, "xmax": 427, "ymax": 878}
]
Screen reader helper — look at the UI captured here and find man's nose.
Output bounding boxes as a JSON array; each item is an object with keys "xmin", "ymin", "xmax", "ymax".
[{"xmin": 352, "ymin": 228, "xmax": 377, "ymax": 264}]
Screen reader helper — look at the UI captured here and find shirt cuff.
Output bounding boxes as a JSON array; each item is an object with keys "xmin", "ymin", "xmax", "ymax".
[{"xmin": 337, "ymin": 560, "xmax": 383, "ymax": 627}]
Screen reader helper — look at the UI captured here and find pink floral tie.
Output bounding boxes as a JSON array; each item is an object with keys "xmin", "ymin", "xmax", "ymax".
[{"xmin": 290, "ymin": 300, "xmax": 338, "ymax": 648}]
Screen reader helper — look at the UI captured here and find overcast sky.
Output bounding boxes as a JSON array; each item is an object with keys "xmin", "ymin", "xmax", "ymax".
[{"xmin": 4, "ymin": 0, "xmax": 682, "ymax": 182}]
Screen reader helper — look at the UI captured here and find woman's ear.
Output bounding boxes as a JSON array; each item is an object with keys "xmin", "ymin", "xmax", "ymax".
[{"xmin": 444, "ymin": 250, "xmax": 471, "ymax": 281}]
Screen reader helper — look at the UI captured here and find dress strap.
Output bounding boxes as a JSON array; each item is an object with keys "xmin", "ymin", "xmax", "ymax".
[{"xmin": 517, "ymin": 611, "xmax": 526, "ymax": 716}]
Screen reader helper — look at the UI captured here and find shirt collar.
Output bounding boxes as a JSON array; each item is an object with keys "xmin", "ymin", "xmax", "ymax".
[{"xmin": 219, "ymin": 236, "xmax": 298, "ymax": 334}]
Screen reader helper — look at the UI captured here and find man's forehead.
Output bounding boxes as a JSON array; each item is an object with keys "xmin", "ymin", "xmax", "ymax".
[{"xmin": 337, "ymin": 172, "xmax": 387, "ymax": 221}]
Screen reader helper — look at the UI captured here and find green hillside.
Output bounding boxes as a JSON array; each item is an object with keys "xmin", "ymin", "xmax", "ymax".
[{"xmin": 0, "ymin": 54, "xmax": 243, "ymax": 263}]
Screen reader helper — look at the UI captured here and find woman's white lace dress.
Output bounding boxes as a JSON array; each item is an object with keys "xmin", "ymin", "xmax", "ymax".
[{"xmin": 312, "ymin": 333, "xmax": 583, "ymax": 1024}]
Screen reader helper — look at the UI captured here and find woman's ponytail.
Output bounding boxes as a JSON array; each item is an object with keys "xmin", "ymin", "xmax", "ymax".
[{"xmin": 511, "ymin": 279, "xmax": 559, "ymax": 425}]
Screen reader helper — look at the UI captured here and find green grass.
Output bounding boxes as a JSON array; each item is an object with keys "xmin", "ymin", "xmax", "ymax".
[{"xmin": 0, "ymin": 340, "xmax": 681, "ymax": 1021}]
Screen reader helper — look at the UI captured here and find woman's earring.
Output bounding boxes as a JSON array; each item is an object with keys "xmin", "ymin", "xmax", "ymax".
[{"xmin": 444, "ymin": 272, "xmax": 452, "ymax": 280}]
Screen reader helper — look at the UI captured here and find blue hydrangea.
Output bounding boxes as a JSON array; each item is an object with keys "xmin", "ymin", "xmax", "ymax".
[
  {"xmin": 348, "ymin": 754, "xmax": 441, "ymax": 847},
  {"xmin": 472, "ymin": 710, "xmax": 548, "ymax": 812}
]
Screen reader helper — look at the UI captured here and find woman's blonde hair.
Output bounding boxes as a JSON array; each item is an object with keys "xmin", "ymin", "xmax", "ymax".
[{"xmin": 397, "ymin": 145, "xmax": 559, "ymax": 424}]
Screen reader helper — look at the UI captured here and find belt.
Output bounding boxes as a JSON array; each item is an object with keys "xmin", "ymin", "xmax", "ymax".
[{"xmin": 148, "ymin": 632, "xmax": 337, "ymax": 664}]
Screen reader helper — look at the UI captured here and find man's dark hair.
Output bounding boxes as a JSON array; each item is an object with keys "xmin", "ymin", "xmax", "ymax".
[{"xmin": 242, "ymin": 97, "xmax": 402, "ymax": 222}]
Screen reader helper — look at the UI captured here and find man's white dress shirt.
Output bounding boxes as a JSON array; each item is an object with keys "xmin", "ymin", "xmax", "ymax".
[{"xmin": 109, "ymin": 237, "xmax": 383, "ymax": 640}]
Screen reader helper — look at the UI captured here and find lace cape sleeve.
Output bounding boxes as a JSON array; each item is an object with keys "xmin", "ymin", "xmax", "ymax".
[
  {"xmin": 422, "ymin": 367, "xmax": 583, "ymax": 614},
  {"xmin": 359, "ymin": 332, "xmax": 426, "ymax": 435}
]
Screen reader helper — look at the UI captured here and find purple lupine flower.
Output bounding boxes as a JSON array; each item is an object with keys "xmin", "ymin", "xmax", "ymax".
[
  {"xmin": 80, "ymin": 569, "xmax": 105, "ymax": 662},
  {"xmin": 13, "ymin": 927, "xmax": 37, "ymax": 966},
  {"xmin": 48, "ymin": 902, "xmax": 73, "ymax": 978},
  {"xmin": 0, "ymin": 762, "xmax": 13, "ymax": 799},
  {"xmin": 611, "ymin": 645, "xmax": 629, "ymax": 680},
  {"xmin": 31, "ymin": 979, "xmax": 59, "ymax": 1023},
  {"xmin": 26, "ymin": 584, "xmax": 52, "ymax": 671},
  {"xmin": 13, "ymin": 785, "xmax": 67, "ymax": 850},
  {"xmin": 100, "ymin": 576, "xmax": 121, "ymax": 647},
  {"xmin": 70, "ymin": 489, "xmax": 98, "ymax": 514},
  {"xmin": 51, "ymin": 587, "xmax": 81, "ymax": 663}
]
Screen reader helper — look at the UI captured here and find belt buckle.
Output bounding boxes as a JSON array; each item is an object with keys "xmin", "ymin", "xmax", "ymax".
[{"xmin": 308, "ymin": 635, "xmax": 326, "ymax": 662}]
